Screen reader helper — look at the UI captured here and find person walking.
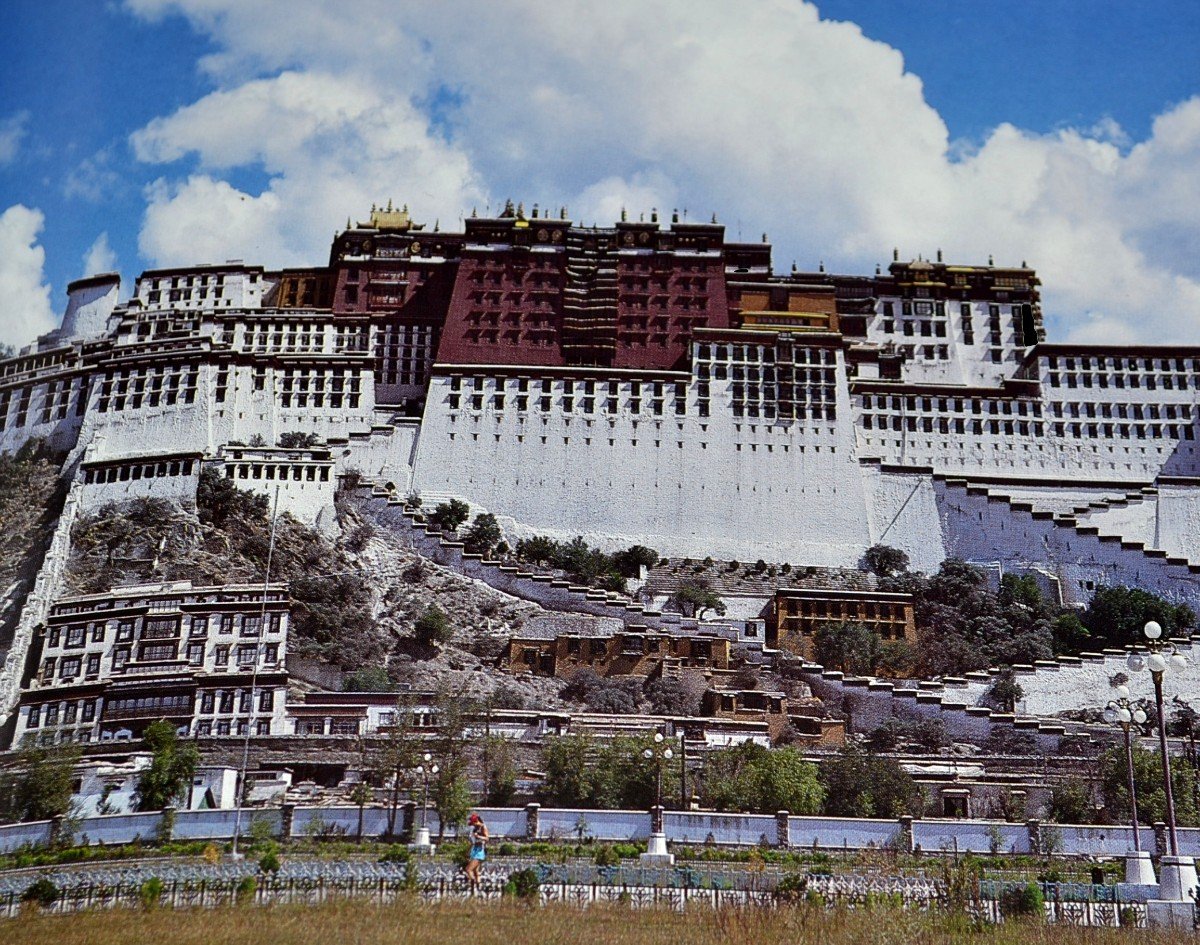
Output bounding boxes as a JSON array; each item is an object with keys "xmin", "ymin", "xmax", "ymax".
[{"xmin": 464, "ymin": 812, "xmax": 489, "ymax": 891}]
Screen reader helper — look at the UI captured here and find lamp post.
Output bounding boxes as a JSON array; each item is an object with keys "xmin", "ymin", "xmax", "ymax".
[
  {"xmin": 1127, "ymin": 619, "xmax": 1196, "ymax": 919},
  {"xmin": 1103, "ymin": 686, "xmax": 1155, "ymax": 884},
  {"xmin": 640, "ymin": 733, "xmax": 675, "ymax": 866},
  {"xmin": 411, "ymin": 752, "xmax": 439, "ymax": 852}
]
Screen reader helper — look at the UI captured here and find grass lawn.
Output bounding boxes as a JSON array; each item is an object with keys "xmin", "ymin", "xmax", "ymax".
[{"xmin": 2, "ymin": 899, "xmax": 1183, "ymax": 945}]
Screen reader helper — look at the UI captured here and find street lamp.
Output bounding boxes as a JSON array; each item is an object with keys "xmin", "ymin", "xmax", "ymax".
[
  {"xmin": 411, "ymin": 752, "xmax": 439, "ymax": 852},
  {"xmin": 1103, "ymin": 685, "xmax": 1154, "ymax": 884},
  {"xmin": 640, "ymin": 732, "xmax": 675, "ymax": 866},
  {"xmin": 1126, "ymin": 619, "xmax": 1197, "ymax": 914}
]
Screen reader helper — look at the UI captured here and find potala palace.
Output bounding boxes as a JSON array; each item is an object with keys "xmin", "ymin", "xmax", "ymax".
[
  {"xmin": 1, "ymin": 198, "xmax": 1200, "ymax": 841},
  {"xmin": 6, "ymin": 202, "xmax": 1199, "ymax": 605}
]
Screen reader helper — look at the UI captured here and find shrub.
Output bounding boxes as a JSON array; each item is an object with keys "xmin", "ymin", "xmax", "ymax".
[
  {"xmin": 21, "ymin": 877, "xmax": 59, "ymax": 909},
  {"xmin": 379, "ymin": 845, "xmax": 411, "ymax": 864},
  {"xmin": 593, "ymin": 844, "xmax": 620, "ymax": 867},
  {"xmin": 462, "ymin": 513, "xmax": 502, "ymax": 557},
  {"xmin": 775, "ymin": 872, "xmax": 809, "ymax": 904},
  {"xmin": 279, "ymin": 431, "xmax": 320, "ymax": 449},
  {"xmin": 999, "ymin": 882, "xmax": 1044, "ymax": 919},
  {"xmin": 258, "ymin": 850, "xmax": 281, "ymax": 874},
  {"xmin": 235, "ymin": 876, "xmax": 257, "ymax": 903},
  {"xmin": 862, "ymin": 544, "xmax": 909, "ymax": 577},
  {"xmin": 414, "ymin": 605, "xmax": 453, "ymax": 646},
  {"xmin": 429, "ymin": 499, "xmax": 470, "ymax": 533},
  {"xmin": 139, "ymin": 876, "xmax": 164, "ymax": 909},
  {"xmin": 504, "ymin": 867, "xmax": 541, "ymax": 901}
]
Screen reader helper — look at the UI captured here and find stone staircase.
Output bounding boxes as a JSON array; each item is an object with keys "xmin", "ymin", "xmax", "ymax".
[
  {"xmin": 932, "ymin": 472, "xmax": 1200, "ymax": 577},
  {"xmin": 352, "ymin": 481, "xmax": 718, "ymax": 637}
]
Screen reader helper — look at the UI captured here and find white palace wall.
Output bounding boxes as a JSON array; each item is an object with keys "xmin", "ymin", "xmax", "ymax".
[{"xmin": 409, "ymin": 363, "xmax": 873, "ymax": 565}]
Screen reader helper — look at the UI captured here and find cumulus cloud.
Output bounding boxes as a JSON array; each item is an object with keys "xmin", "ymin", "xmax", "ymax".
[
  {"xmin": 133, "ymin": 71, "xmax": 484, "ymax": 268},
  {"xmin": 0, "ymin": 205, "xmax": 57, "ymax": 348},
  {"xmin": 82, "ymin": 232, "xmax": 118, "ymax": 277},
  {"xmin": 124, "ymin": 0, "xmax": 1200, "ymax": 343},
  {"xmin": 64, "ymin": 148, "xmax": 122, "ymax": 203},
  {"xmin": 0, "ymin": 112, "xmax": 29, "ymax": 166}
]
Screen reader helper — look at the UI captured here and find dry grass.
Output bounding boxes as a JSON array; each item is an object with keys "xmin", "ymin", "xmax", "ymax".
[{"xmin": 2, "ymin": 899, "xmax": 1185, "ymax": 945}]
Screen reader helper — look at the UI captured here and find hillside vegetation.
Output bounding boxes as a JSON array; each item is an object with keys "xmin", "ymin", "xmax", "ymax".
[
  {"xmin": 62, "ymin": 472, "xmax": 564, "ymax": 708},
  {"xmin": 65, "ymin": 470, "xmax": 376, "ymax": 668}
]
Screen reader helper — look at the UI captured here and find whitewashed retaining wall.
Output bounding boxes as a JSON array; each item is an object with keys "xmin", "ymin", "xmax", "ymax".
[{"xmin": 0, "ymin": 805, "xmax": 1197, "ymax": 859}]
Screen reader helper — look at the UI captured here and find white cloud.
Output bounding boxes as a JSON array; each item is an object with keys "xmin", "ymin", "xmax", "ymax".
[
  {"xmin": 0, "ymin": 205, "xmax": 57, "ymax": 348},
  {"xmin": 82, "ymin": 232, "xmax": 118, "ymax": 277},
  {"xmin": 64, "ymin": 148, "xmax": 122, "ymax": 202},
  {"xmin": 123, "ymin": 0, "xmax": 1200, "ymax": 343},
  {"xmin": 133, "ymin": 71, "xmax": 484, "ymax": 268},
  {"xmin": 0, "ymin": 112, "xmax": 29, "ymax": 166}
]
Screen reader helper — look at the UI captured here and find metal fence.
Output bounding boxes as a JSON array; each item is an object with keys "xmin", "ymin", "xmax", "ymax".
[{"xmin": 2, "ymin": 865, "xmax": 1177, "ymax": 928}]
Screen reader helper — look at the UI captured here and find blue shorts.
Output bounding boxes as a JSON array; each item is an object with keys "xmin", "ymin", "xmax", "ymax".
[{"xmin": 470, "ymin": 844, "xmax": 486, "ymax": 861}]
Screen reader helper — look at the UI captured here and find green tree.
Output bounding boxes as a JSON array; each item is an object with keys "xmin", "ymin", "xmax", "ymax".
[
  {"xmin": 363, "ymin": 694, "xmax": 424, "ymax": 837},
  {"xmin": 863, "ymin": 544, "xmax": 909, "ymax": 578},
  {"xmin": 700, "ymin": 743, "xmax": 824, "ymax": 814},
  {"xmin": 812, "ymin": 621, "xmax": 883, "ymax": 675},
  {"xmin": 541, "ymin": 734, "xmax": 598, "ymax": 807},
  {"xmin": 540, "ymin": 733, "xmax": 679, "ymax": 809},
  {"xmin": 1048, "ymin": 777, "xmax": 1097, "ymax": 824},
  {"xmin": 431, "ymin": 689, "xmax": 477, "ymax": 838},
  {"xmin": 480, "ymin": 734, "xmax": 518, "ymax": 805},
  {"xmin": 414, "ymin": 605, "xmax": 453, "ymax": 647},
  {"xmin": 0, "ymin": 741, "xmax": 80, "ymax": 824},
  {"xmin": 1083, "ymin": 586, "xmax": 1195, "ymax": 648},
  {"xmin": 1099, "ymin": 741, "xmax": 1199, "ymax": 827},
  {"xmin": 278, "ymin": 431, "xmax": 320, "ymax": 449},
  {"xmin": 349, "ymin": 782, "xmax": 374, "ymax": 840},
  {"xmin": 196, "ymin": 468, "xmax": 268, "ymax": 529},
  {"xmin": 462, "ymin": 513, "xmax": 502, "ymax": 557},
  {"xmin": 342, "ymin": 666, "xmax": 396, "ymax": 692},
  {"xmin": 429, "ymin": 499, "xmax": 470, "ymax": 532},
  {"xmin": 135, "ymin": 721, "xmax": 200, "ymax": 811},
  {"xmin": 987, "ymin": 673, "xmax": 1025, "ymax": 713},
  {"xmin": 821, "ymin": 747, "xmax": 922, "ymax": 818},
  {"xmin": 670, "ymin": 581, "xmax": 726, "ymax": 619},
  {"xmin": 515, "ymin": 535, "xmax": 559, "ymax": 567},
  {"xmin": 612, "ymin": 545, "xmax": 659, "ymax": 577}
]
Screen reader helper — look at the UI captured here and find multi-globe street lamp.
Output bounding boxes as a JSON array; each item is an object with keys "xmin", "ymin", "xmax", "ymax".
[
  {"xmin": 640, "ymin": 733, "xmax": 675, "ymax": 866},
  {"xmin": 411, "ymin": 752, "xmax": 439, "ymax": 851},
  {"xmin": 1103, "ymin": 686, "xmax": 1154, "ymax": 884},
  {"xmin": 1126, "ymin": 620, "xmax": 1196, "ymax": 909}
]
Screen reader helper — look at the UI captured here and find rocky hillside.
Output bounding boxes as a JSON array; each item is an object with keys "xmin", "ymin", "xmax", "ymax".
[
  {"xmin": 0, "ymin": 440, "xmax": 68, "ymax": 650},
  {"xmin": 61, "ymin": 473, "xmax": 576, "ymax": 708}
]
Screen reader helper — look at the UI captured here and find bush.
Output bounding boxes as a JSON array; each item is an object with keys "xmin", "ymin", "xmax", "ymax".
[
  {"xmin": 21, "ymin": 877, "xmax": 59, "ymax": 908},
  {"xmin": 429, "ymin": 499, "xmax": 470, "ymax": 533},
  {"xmin": 378, "ymin": 845, "xmax": 411, "ymax": 864},
  {"xmin": 258, "ymin": 850, "xmax": 281, "ymax": 874},
  {"xmin": 775, "ymin": 872, "xmax": 809, "ymax": 904},
  {"xmin": 342, "ymin": 666, "xmax": 396, "ymax": 692},
  {"xmin": 999, "ymin": 882, "xmax": 1044, "ymax": 919},
  {"xmin": 414, "ymin": 605, "xmax": 453, "ymax": 646},
  {"xmin": 504, "ymin": 867, "xmax": 541, "ymax": 901},
  {"xmin": 593, "ymin": 844, "xmax": 621, "ymax": 867},
  {"xmin": 235, "ymin": 876, "xmax": 257, "ymax": 903},
  {"xmin": 462, "ymin": 513, "xmax": 502, "ymax": 557},
  {"xmin": 279, "ymin": 431, "xmax": 320, "ymax": 449},
  {"xmin": 862, "ymin": 544, "xmax": 909, "ymax": 577},
  {"xmin": 139, "ymin": 876, "xmax": 164, "ymax": 909}
]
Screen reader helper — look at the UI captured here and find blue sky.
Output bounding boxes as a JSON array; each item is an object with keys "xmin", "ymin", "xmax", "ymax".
[{"xmin": 1, "ymin": 1, "xmax": 1199, "ymax": 346}]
